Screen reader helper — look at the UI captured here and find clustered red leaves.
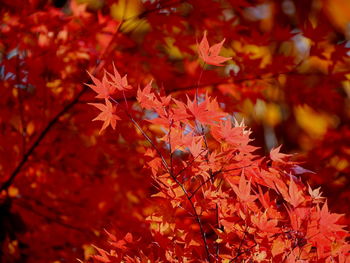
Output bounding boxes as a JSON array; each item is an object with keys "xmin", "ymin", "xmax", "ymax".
[
  {"xmin": 86, "ymin": 35, "xmax": 350, "ymax": 262},
  {"xmin": 86, "ymin": 65, "xmax": 135, "ymax": 133},
  {"xmin": 2, "ymin": 1, "xmax": 350, "ymax": 262}
]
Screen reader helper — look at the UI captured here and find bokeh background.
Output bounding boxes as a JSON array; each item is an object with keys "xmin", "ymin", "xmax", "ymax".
[{"xmin": 1, "ymin": 0, "xmax": 350, "ymax": 262}]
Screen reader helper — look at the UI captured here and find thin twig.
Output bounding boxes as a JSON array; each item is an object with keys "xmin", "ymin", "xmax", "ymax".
[
  {"xmin": 14, "ymin": 200, "xmax": 85, "ymax": 232},
  {"xmin": 230, "ymin": 224, "xmax": 249, "ymax": 262},
  {"xmin": 109, "ymin": 95, "xmax": 212, "ymax": 262},
  {"xmin": 109, "ymin": 97, "xmax": 171, "ymax": 174},
  {"xmin": 176, "ymin": 149, "xmax": 207, "ymax": 178}
]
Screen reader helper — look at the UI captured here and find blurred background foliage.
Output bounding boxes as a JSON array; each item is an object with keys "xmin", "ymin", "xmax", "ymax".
[{"xmin": 1, "ymin": 0, "xmax": 350, "ymax": 262}]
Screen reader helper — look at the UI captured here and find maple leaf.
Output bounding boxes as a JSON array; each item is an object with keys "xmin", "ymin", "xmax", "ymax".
[
  {"xmin": 270, "ymin": 145, "xmax": 292, "ymax": 164},
  {"xmin": 92, "ymin": 245, "xmax": 111, "ymax": 263},
  {"xmin": 110, "ymin": 239, "xmax": 127, "ymax": 250},
  {"xmin": 285, "ymin": 175, "xmax": 305, "ymax": 208},
  {"xmin": 70, "ymin": 0, "xmax": 90, "ymax": 18},
  {"xmin": 89, "ymin": 99, "xmax": 120, "ymax": 134},
  {"xmin": 271, "ymin": 238, "xmax": 285, "ymax": 257},
  {"xmin": 147, "ymin": 157, "xmax": 162, "ymax": 176},
  {"xmin": 204, "ymin": 93, "xmax": 227, "ymax": 121},
  {"xmin": 86, "ymin": 71, "xmax": 116, "ymax": 99},
  {"xmin": 172, "ymin": 98, "xmax": 191, "ymax": 122},
  {"xmin": 286, "ymin": 206, "xmax": 302, "ymax": 231},
  {"xmin": 124, "ymin": 233, "xmax": 133, "ymax": 243},
  {"xmin": 186, "ymin": 95, "xmax": 224, "ymax": 125},
  {"xmin": 186, "ymin": 96, "xmax": 211, "ymax": 124},
  {"xmin": 231, "ymin": 171, "xmax": 257, "ymax": 203},
  {"xmin": 251, "ymin": 211, "xmax": 279, "ymax": 234},
  {"xmin": 308, "ymin": 184, "xmax": 325, "ymax": 204},
  {"xmin": 188, "ymin": 136, "xmax": 206, "ymax": 158},
  {"xmin": 318, "ymin": 201, "xmax": 346, "ymax": 235},
  {"xmin": 107, "ymin": 63, "xmax": 132, "ymax": 91},
  {"xmin": 198, "ymin": 31, "xmax": 231, "ymax": 66},
  {"xmin": 104, "ymin": 229, "xmax": 117, "ymax": 242},
  {"xmin": 137, "ymin": 80, "xmax": 156, "ymax": 109},
  {"xmin": 211, "ymin": 119, "xmax": 250, "ymax": 146},
  {"xmin": 104, "ymin": 230, "xmax": 131, "ymax": 251}
]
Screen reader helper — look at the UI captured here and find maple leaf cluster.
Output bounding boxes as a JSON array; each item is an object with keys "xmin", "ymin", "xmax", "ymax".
[
  {"xmin": 87, "ymin": 65, "xmax": 131, "ymax": 133},
  {"xmin": 2, "ymin": 0, "xmax": 350, "ymax": 262},
  {"xmin": 86, "ymin": 35, "xmax": 350, "ymax": 262}
]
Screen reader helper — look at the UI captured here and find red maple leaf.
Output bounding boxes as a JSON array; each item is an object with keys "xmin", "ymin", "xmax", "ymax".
[
  {"xmin": 251, "ymin": 212, "xmax": 279, "ymax": 234},
  {"xmin": 211, "ymin": 119, "xmax": 249, "ymax": 146},
  {"xmin": 92, "ymin": 245, "xmax": 111, "ymax": 263},
  {"xmin": 186, "ymin": 96, "xmax": 211, "ymax": 124},
  {"xmin": 107, "ymin": 63, "xmax": 132, "ymax": 91},
  {"xmin": 137, "ymin": 80, "xmax": 156, "ymax": 110},
  {"xmin": 86, "ymin": 71, "xmax": 116, "ymax": 99},
  {"xmin": 270, "ymin": 145, "xmax": 292, "ymax": 164},
  {"xmin": 198, "ymin": 31, "xmax": 231, "ymax": 66},
  {"xmin": 319, "ymin": 201, "xmax": 346, "ymax": 235},
  {"xmin": 89, "ymin": 99, "xmax": 120, "ymax": 134},
  {"xmin": 231, "ymin": 171, "xmax": 257, "ymax": 203},
  {"xmin": 284, "ymin": 175, "xmax": 305, "ymax": 208}
]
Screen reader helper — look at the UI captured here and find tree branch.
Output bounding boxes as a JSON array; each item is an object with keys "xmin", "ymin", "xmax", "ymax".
[{"xmin": 1, "ymin": 1, "xmax": 184, "ymax": 192}]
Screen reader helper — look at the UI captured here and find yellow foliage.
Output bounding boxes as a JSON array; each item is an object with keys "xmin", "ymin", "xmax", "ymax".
[
  {"xmin": 233, "ymin": 41, "xmax": 271, "ymax": 68},
  {"xmin": 294, "ymin": 105, "xmax": 338, "ymax": 138},
  {"xmin": 299, "ymin": 56, "xmax": 331, "ymax": 74},
  {"xmin": 8, "ymin": 186, "xmax": 19, "ymax": 197},
  {"xmin": 111, "ymin": 0, "xmax": 141, "ymax": 20},
  {"xmin": 26, "ymin": 121, "xmax": 35, "ymax": 136},
  {"xmin": 149, "ymin": 124, "xmax": 164, "ymax": 135},
  {"xmin": 242, "ymin": 99, "xmax": 255, "ymax": 119},
  {"xmin": 342, "ymin": 79, "xmax": 350, "ymax": 98},
  {"xmin": 110, "ymin": 0, "xmax": 150, "ymax": 33},
  {"xmin": 82, "ymin": 244, "xmax": 95, "ymax": 260},
  {"xmin": 324, "ymin": 0, "xmax": 350, "ymax": 34},
  {"xmin": 264, "ymin": 103, "xmax": 282, "ymax": 126},
  {"xmin": 254, "ymin": 100, "xmax": 282, "ymax": 126},
  {"xmin": 164, "ymin": 37, "xmax": 183, "ymax": 59},
  {"xmin": 8, "ymin": 240, "xmax": 18, "ymax": 254},
  {"xmin": 12, "ymin": 88, "xmax": 18, "ymax": 98},
  {"xmin": 330, "ymin": 156, "xmax": 349, "ymax": 172},
  {"xmin": 76, "ymin": 0, "xmax": 103, "ymax": 10},
  {"xmin": 46, "ymin": 79, "xmax": 61, "ymax": 88},
  {"xmin": 126, "ymin": 191, "xmax": 140, "ymax": 204}
]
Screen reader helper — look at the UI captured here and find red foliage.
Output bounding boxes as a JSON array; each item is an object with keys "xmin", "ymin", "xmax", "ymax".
[
  {"xmin": 85, "ymin": 54, "xmax": 350, "ymax": 262},
  {"xmin": 1, "ymin": 0, "xmax": 350, "ymax": 262}
]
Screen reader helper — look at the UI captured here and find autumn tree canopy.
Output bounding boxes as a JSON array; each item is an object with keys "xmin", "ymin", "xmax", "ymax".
[{"xmin": 1, "ymin": 0, "xmax": 350, "ymax": 262}]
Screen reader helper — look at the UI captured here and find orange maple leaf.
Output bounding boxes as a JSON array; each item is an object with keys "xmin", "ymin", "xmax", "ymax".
[
  {"xmin": 186, "ymin": 95, "xmax": 225, "ymax": 125},
  {"xmin": 186, "ymin": 96, "xmax": 211, "ymax": 124},
  {"xmin": 319, "ymin": 201, "xmax": 346, "ymax": 235},
  {"xmin": 188, "ymin": 136, "xmax": 206, "ymax": 158},
  {"xmin": 137, "ymin": 80, "xmax": 156, "ymax": 109},
  {"xmin": 251, "ymin": 211, "xmax": 279, "ymax": 234},
  {"xmin": 89, "ymin": 99, "xmax": 120, "ymax": 134},
  {"xmin": 91, "ymin": 245, "xmax": 111, "ymax": 263},
  {"xmin": 198, "ymin": 31, "xmax": 231, "ymax": 66},
  {"xmin": 107, "ymin": 63, "xmax": 132, "ymax": 91},
  {"xmin": 270, "ymin": 145, "xmax": 292, "ymax": 163},
  {"xmin": 231, "ymin": 171, "xmax": 257, "ymax": 203},
  {"xmin": 86, "ymin": 71, "xmax": 116, "ymax": 99},
  {"xmin": 211, "ymin": 119, "xmax": 249, "ymax": 146},
  {"xmin": 285, "ymin": 175, "xmax": 305, "ymax": 208}
]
